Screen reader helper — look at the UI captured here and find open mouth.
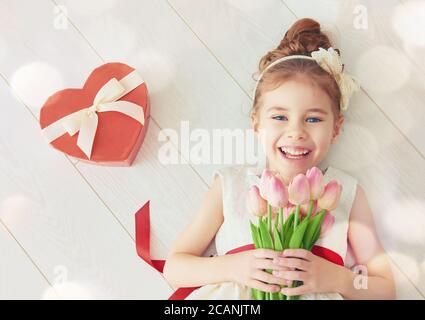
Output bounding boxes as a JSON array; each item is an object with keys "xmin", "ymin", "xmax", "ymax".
[{"xmin": 279, "ymin": 147, "xmax": 311, "ymax": 160}]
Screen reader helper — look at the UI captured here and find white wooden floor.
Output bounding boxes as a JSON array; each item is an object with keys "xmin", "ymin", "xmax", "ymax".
[{"xmin": 1, "ymin": 0, "xmax": 424, "ymax": 299}]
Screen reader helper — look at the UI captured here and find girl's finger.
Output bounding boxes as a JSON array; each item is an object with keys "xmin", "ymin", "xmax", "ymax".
[
  {"xmin": 272, "ymin": 257, "xmax": 309, "ymax": 271},
  {"xmin": 249, "ymin": 279, "xmax": 280, "ymax": 293},
  {"xmin": 282, "ymin": 249, "xmax": 313, "ymax": 261},
  {"xmin": 253, "ymin": 270, "xmax": 288, "ymax": 286},
  {"xmin": 254, "ymin": 259, "xmax": 291, "ymax": 271},
  {"xmin": 253, "ymin": 249, "xmax": 282, "ymax": 259},
  {"xmin": 272, "ymin": 270, "xmax": 308, "ymax": 282},
  {"xmin": 280, "ymin": 284, "xmax": 310, "ymax": 296}
]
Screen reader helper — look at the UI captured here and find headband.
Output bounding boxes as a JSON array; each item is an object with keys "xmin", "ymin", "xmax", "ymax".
[{"xmin": 253, "ymin": 47, "xmax": 360, "ymax": 111}]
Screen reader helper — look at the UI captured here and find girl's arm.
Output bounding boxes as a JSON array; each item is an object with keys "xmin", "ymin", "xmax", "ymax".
[
  {"xmin": 163, "ymin": 174, "xmax": 230, "ymax": 288},
  {"xmin": 339, "ymin": 184, "xmax": 396, "ymax": 299},
  {"xmin": 163, "ymin": 174, "xmax": 285, "ymax": 292}
]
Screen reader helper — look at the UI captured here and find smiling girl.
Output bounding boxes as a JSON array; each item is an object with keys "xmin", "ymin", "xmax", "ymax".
[{"xmin": 163, "ymin": 18, "xmax": 396, "ymax": 300}]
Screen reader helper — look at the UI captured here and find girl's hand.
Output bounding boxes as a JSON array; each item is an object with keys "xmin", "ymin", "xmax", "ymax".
[
  {"xmin": 272, "ymin": 249, "xmax": 345, "ymax": 297},
  {"xmin": 230, "ymin": 249, "xmax": 293, "ymax": 293}
]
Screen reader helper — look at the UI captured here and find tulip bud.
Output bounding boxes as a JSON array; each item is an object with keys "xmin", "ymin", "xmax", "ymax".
[
  {"xmin": 246, "ymin": 185, "xmax": 267, "ymax": 217},
  {"xmin": 288, "ymin": 174, "xmax": 310, "ymax": 205},
  {"xmin": 267, "ymin": 175, "xmax": 289, "ymax": 208},
  {"xmin": 259, "ymin": 169, "xmax": 274, "ymax": 201},
  {"xmin": 317, "ymin": 180, "xmax": 342, "ymax": 211},
  {"xmin": 306, "ymin": 167, "xmax": 325, "ymax": 200}
]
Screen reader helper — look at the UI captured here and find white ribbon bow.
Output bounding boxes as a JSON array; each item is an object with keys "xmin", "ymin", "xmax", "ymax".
[
  {"xmin": 311, "ymin": 47, "xmax": 360, "ymax": 111},
  {"xmin": 41, "ymin": 70, "xmax": 145, "ymax": 159}
]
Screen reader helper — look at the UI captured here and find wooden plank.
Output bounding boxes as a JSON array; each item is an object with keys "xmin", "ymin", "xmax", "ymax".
[
  {"xmin": 389, "ymin": 254, "xmax": 424, "ymax": 300},
  {"xmin": 0, "ymin": 221, "xmax": 56, "ymax": 299},
  {"xmin": 56, "ymin": 0, "xmax": 254, "ymax": 185},
  {"xmin": 167, "ymin": 0, "xmax": 425, "ymax": 298},
  {"xmin": 75, "ymin": 121, "xmax": 213, "ymax": 260},
  {"xmin": 0, "ymin": 72, "xmax": 172, "ymax": 299}
]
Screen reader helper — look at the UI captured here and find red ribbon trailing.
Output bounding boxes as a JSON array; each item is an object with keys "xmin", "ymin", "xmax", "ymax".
[{"xmin": 135, "ymin": 201, "xmax": 344, "ymax": 300}]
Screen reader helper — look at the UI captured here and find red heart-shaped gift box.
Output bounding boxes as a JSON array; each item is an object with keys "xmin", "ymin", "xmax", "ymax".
[{"xmin": 39, "ymin": 62, "xmax": 149, "ymax": 166}]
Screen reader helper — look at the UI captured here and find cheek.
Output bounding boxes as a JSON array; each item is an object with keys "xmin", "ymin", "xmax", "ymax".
[
  {"xmin": 310, "ymin": 123, "xmax": 334, "ymax": 140},
  {"xmin": 257, "ymin": 119, "xmax": 279, "ymax": 143}
]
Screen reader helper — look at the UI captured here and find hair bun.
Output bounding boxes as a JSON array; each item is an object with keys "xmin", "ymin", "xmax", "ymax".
[{"xmin": 258, "ymin": 18, "xmax": 334, "ymax": 73}]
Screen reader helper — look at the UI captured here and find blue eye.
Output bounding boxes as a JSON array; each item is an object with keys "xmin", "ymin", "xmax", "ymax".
[
  {"xmin": 306, "ymin": 117, "xmax": 322, "ymax": 123},
  {"xmin": 272, "ymin": 116, "xmax": 322, "ymax": 123}
]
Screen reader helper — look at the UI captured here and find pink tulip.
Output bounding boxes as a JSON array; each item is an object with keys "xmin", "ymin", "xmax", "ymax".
[
  {"xmin": 317, "ymin": 180, "xmax": 342, "ymax": 211},
  {"xmin": 306, "ymin": 167, "xmax": 325, "ymax": 200},
  {"xmin": 268, "ymin": 175, "xmax": 289, "ymax": 208},
  {"xmin": 259, "ymin": 169, "xmax": 274, "ymax": 201},
  {"xmin": 319, "ymin": 212, "xmax": 335, "ymax": 238},
  {"xmin": 288, "ymin": 174, "xmax": 310, "ymax": 205},
  {"xmin": 246, "ymin": 185, "xmax": 267, "ymax": 217}
]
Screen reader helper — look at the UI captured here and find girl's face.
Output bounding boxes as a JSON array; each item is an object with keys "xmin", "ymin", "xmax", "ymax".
[{"xmin": 252, "ymin": 76, "xmax": 345, "ymax": 185}]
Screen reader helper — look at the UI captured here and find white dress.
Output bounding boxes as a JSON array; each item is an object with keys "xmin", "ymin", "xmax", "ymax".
[{"xmin": 186, "ymin": 164, "xmax": 358, "ymax": 300}]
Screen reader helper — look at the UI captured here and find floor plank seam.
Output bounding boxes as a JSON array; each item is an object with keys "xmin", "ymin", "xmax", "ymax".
[
  {"xmin": 165, "ymin": 0, "xmax": 254, "ymax": 100},
  {"xmin": 0, "ymin": 217, "xmax": 58, "ymax": 298}
]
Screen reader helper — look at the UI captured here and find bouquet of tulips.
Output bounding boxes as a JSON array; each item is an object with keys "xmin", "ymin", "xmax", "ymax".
[{"xmin": 246, "ymin": 167, "xmax": 342, "ymax": 300}]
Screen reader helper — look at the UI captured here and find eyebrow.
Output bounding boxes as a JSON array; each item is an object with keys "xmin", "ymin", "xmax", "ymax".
[{"xmin": 266, "ymin": 106, "xmax": 329, "ymax": 115}]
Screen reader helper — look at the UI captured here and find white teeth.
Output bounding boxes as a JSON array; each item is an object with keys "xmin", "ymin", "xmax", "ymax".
[{"xmin": 280, "ymin": 147, "xmax": 310, "ymax": 155}]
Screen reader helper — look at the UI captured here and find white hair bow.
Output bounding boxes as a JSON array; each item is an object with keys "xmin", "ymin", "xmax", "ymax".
[{"xmin": 311, "ymin": 47, "xmax": 360, "ymax": 111}]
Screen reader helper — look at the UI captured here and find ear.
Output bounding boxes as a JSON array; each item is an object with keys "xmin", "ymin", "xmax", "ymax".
[
  {"xmin": 331, "ymin": 115, "xmax": 345, "ymax": 144},
  {"xmin": 251, "ymin": 112, "xmax": 260, "ymax": 134}
]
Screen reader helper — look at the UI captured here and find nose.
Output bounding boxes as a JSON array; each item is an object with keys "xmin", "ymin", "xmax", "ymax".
[{"xmin": 285, "ymin": 123, "xmax": 307, "ymax": 140}]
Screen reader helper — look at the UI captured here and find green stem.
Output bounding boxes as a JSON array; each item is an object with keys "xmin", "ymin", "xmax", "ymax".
[
  {"xmin": 306, "ymin": 199, "xmax": 314, "ymax": 220},
  {"xmin": 294, "ymin": 205, "xmax": 300, "ymax": 231},
  {"xmin": 278, "ymin": 207, "xmax": 283, "ymax": 231},
  {"xmin": 257, "ymin": 216, "xmax": 263, "ymax": 247},
  {"xmin": 278, "ymin": 207, "xmax": 284, "ymax": 248},
  {"xmin": 267, "ymin": 203, "xmax": 272, "ymax": 233}
]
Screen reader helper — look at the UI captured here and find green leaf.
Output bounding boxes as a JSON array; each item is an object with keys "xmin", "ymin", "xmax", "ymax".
[
  {"xmin": 289, "ymin": 218, "xmax": 309, "ymax": 249},
  {"xmin": 275, "ymin": 213, "xmax": 279, "ymax": 230},
  {"xmin": 278, "ymin": 208, "xmax": 284, "ymax": 245},
  {"xmin": 259, "ymin": 217, "xmax": 274, "ymax": 250},
  {"xmin": 310, "ymin": 223, "xmax": 323, "ymax": 249},
  {"xmin": 249, "ymin": 222, "xmax": 261, "ymax": 249},
  {"xmin": 259, "ymin": 217, "xmax": 274, "ymax": 274},
  {"xmin": 283, "ymin": 216, "xmax": 295, "ymax": 249},
  {"xmin": 293, "ymin": 205, "xmax": 300, "ymax": 230},
  {"xmin": 257, "ymin": 217, "xmax": 263, "ymax": 247},
  {"xmin": 283, "ymin": 212, "xmax": 295, "ymax": 232},
  {"xmin": 304, "ymin": 210, "xmax": 326, "ymax": 250},
  {"xmin": 267, "ymin": 204, "xmax": 272, "ymax": 233},
  {"xmin": 273, "ymin": 225, "xmax": 284, "ymax": 252},
  {"xmin": 282, "ymin": 212, "xmax": 294, "ymax": 246}
]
